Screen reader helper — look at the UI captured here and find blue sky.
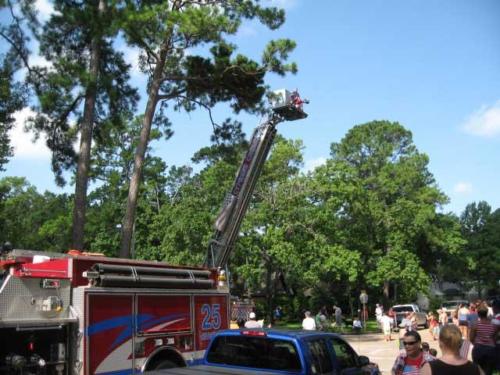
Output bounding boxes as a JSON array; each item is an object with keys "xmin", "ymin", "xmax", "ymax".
[{"xmin": 3, "ymin": 0, "xmax": 500, "ymax": 215}]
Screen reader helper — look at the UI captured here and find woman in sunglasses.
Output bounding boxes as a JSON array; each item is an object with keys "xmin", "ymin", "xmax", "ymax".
[
  {"xmin": 420, "ymin": 324, "xmax": 483, "ymax": 375},
  {"xmin": 391, "ymin": 331, "xmax": 434, "ymax": 375}
]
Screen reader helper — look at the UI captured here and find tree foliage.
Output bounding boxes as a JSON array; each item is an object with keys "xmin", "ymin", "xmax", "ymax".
[
  {"xmin": 0, "ymin": 0, "xmax": 36, "ymax": 170},
  {"xmin": 311, "ymin": 121, "xmax": 457, "ymax": 302},
  {"xmin": 0, "ymin": 177, "xmax": 71, "ymax": 251},
  {"xmin": 119, "ymin": 0, "xmax": 298, "ymax": 257},
  {"xmin": 460, "ymin": 201, "xmax": 500, "ymax": 295},
  {"xmin": 26, "ymin": 0, "xmax": 138, "ymax": 250}
]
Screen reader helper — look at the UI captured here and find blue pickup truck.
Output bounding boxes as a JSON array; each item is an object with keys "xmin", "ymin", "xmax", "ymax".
[{"xmin": 147, "ymin": 329, "xmax": 379, "ymax": 375}]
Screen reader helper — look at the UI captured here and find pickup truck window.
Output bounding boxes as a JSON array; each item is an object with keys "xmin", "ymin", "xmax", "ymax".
[
  {"xmin": 205, "ymin": 335, "xmax": 302, "ymax": 372},
  {"xmin": 329, "ymin": 338, "xmax": 358, "ymax": 370},
  {"xmin": 392, "ymin": 306, "xmax": 413, "ymax": 313},
  {"xmin": 306, "ymin": 339, "xmax": 333, "ymax": 374}
]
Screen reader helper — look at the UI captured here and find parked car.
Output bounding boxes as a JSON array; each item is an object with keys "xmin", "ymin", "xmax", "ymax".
[
  {"xmin": 440, "ymin": 300, "xmax": 469, "ymax": 316},
  {"xmin": 392, "ymin": 304, "xmax": 428, "ymax": 329},
  {"xmin": 148, "ymin": 329, "xmax": 380, "ymax": 374}
]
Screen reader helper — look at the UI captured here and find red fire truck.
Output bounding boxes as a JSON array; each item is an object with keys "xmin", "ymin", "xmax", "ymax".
[{"xmin": 0, "ymin": 90, "xmax": 307, "ymax": 375}]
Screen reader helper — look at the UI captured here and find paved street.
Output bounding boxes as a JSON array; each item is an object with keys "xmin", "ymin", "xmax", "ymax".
[{"xmin": 344, "ymin": 329, "xmax": 444, "ymax": 374}]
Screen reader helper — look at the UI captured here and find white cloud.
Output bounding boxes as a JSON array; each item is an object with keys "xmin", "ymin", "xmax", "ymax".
[
  {"xmin": 304, "ymin": 157, "xmax": 326, "ymax": 172},
  {"xmin": 29, "ymin": 53, "xmax": 52, "ymax": 69},
  {"xmin": 35, "ymin": 0, "xmax": 55, "ymax": 21},
  {"xmin": 120, "ymin": 45, "xmax": 142, "ymax": 77},
  {"xmin": 453, "ymin": 182, "xmax": 473, "ymax": 194},
  {"xmin": 10, "ymin": 107, "xmax": 51, "ymax": 160},
  {"xmin": 263, "ymin": 0, "xmax": 298, "ymax": 10},
  {"xmin": 462, "ymin": 100, "xmax": 500, "ymax": 137},
  {"xmin": 237, "ymin": 25, "xmax": 257, "ymax": 38}
]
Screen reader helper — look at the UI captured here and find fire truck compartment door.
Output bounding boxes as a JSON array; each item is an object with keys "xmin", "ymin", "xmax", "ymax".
[
  {"xmin": 194, "ymin": 295, "xmax": 229, "ymax": 350},
  {"xmin": 136, "ymin": 295, "xmax": 191, "ymax": 334},
  {"xmin": 86, "ymin": 293, "xmax": 134, "ymax": 375}
]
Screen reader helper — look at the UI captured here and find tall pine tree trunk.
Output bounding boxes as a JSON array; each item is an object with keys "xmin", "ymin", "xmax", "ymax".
[
  {"xmin": 71, "ymin": 0, "xmax": 104, "ymax": 250},
  {"xmin": 120, "ymin": 40, "xmax": 169, "ymax": 258}
]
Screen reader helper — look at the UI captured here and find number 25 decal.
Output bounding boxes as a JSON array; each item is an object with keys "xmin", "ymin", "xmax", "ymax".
[{"xmin": 201, "ymin": 304, "xmax": 221, "ymax": 330}]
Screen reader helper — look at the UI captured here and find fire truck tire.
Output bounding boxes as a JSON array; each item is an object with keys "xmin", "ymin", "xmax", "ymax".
[{"xmin": 152, "ymin": 359, "xmax": 177, "ymax": 370}]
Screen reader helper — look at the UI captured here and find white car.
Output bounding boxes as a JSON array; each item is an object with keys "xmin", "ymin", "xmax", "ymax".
[
  {"xmin": 392, "ymin": 304, "xmax": 428, "ymax": 328},
  {"xmin": 440, "ymin": 300, "xmax": 469, "ymax": 316}
]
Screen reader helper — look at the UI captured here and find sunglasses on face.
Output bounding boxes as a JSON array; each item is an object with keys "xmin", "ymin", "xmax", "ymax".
[{"xmin": 403, "ymin": 341, "xmax": 418, "ymax": 346}]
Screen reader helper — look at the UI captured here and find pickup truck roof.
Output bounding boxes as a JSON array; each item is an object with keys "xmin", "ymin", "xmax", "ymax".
[{"xmin": 146, "ymin": 365, "xmax": 279, "ymax": 375}]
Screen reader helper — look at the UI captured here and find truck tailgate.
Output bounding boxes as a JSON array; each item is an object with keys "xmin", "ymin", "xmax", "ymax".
[{"xmin": 146, "ymin": 365, "xmax": 281, "ymax": 375}]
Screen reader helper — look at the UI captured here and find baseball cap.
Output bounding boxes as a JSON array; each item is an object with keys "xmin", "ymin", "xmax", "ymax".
[{"xmin": 249, "ymin": 312, "xmax": 256, "ymax": 319}]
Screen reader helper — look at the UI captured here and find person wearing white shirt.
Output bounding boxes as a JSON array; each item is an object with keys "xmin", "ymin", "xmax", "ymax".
[
  {"xmin": 380, "ymin": 312, "xmax": 393, "ymax": 341},
  {"xmin": 244, "ymin": 312, "xmax": 261, "ymax": 328},
  {"xmin": 302, "ymin": 311, "xmax": 316, "ymax": 330}
]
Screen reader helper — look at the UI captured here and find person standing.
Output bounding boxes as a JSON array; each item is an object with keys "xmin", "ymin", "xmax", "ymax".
[
  {"xmin": 388, "ymin": 307, "xmax": 396, "ymax": 329},
  {"xmin": 315, "ymin": 309, "xmax": 327, "ymax": 331},
  {"xmin": 407, "ymin": 312, "xmax": 418, "ymax": 332},
  {"xmin": 352, "ymin": 316, "xmax": 362, "ymax": 334},
  {"xmin": 468, "ymin": 303, "xmax": 479, "ymax": 328},
  {"xmin": 244, "ymin": 312, "xmax": 261, "ymax": 328},
  {"xmin": 273, "ymin": 306, "xmax": 282, "ymax": 321},
  {"xmin": 334, "ymin": 305, "xmax": 343, "ymax": 329},
  {"xmin": 420, "ymin": 324, "xmax": 483, "ymax": 375},
  {"xmin": 391, "ymin": 331, "xmax": 434, "ymax": 375},
  {"xmin": 302, "ymin": 311, "xmax": 316, "ymax": 330},
  {"xmin": 458, "ymin": 303, "xmax": 470, "ymax": 338},
  {"xmin": 451, "ymin": 310, "xmax": 459, "ymax": 326},
  {"xmin": 381, "ymin": 312, "xmax": 393, "ymax": 341},
  {"xmin": 491, "ymin": 299, "xmax": 500, "ymax": 372},
  {"xmin": 439, "ymin": 308, "xmax": 449, "ymax": 327},
  {"xmin": 375, "ymin": 303, "xmax": 383, "ymax": 325},
  {"xmin": 428, "ymin": 312, "xmax": 439, "ymax": 341},
  {"xmin": 469, "ymin": 308, "xmax": 498, "ymax": 375}
]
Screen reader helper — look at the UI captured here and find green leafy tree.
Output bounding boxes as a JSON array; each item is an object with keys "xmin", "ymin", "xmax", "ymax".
[
  {"xmin": 119, "ymin": 0, "xmax": 298, "ymax": 258},
  {"xmin": 0, "ymin": 177, "xmax": 72, "ymax": 250},
  {"xmin": 422, "ymin": 212, "xmax": 467, "ymax": 284},
  {"xmin": 460, "ymin": 201, "xmax": 500, "ymax": 296},
  {"xmin": 232, "ymin": 137, "xmax": 315, "ymax": 320},
  {"xmin": 86, "ymin": 115, "xmax": 169, "ymax": 256},
  {"xmin": 0, "ymin": 53, "xmax": 25, "ymax": 170},
  {"xmin": 312, "ymin": 121, "xmax": 451, "ymax": 302},
  {"xmin": 137, "ymin": 120, "xmax": 248, "ymax": 265},
  {"xmin": 28, "ymin": 0, "xmax": 138, "ymax": 250}
]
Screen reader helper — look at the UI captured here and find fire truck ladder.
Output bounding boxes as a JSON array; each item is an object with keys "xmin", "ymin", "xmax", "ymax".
[{"xmin": 205, "ymin": 90, "xmax": 308, "ymax": 270}]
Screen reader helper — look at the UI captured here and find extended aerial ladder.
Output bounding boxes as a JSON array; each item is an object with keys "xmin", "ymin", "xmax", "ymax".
[{"xmin": 205, "ymin": 89, "xmax": 308, "ymax": 270}]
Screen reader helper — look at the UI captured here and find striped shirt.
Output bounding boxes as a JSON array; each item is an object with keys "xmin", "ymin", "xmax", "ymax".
[{"xmin": 473, "ymin": 320, "xmax": 496, "ymax": 347}]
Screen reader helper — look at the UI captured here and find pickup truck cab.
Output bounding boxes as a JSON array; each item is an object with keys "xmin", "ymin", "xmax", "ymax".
[
  {"xmin": 147, "ymin": 329, "xmax": 379, "ymax": 375},
  {"xmin": 392, "ymin": 304, "xmax": 428, "ymax": 329}
]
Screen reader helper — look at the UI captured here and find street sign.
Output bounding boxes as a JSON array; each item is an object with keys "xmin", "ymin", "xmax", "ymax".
[{"xmin": 359, "ymin": 291, "xmax": 368, "ymax": 305}]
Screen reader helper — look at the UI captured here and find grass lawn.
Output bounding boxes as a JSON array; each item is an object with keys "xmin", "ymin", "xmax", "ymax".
[{"xmin": 273, "ymin": 319, "xmax": 381, "ymax": 334}]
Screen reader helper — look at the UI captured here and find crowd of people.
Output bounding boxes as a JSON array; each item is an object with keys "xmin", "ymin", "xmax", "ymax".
[
  {"xmin": 388, "ymin": 299, "xmax": 499, "ymax": 375},
  {"xmin": 299, "ymin": 305, "xmax": 345, "ymax": 331}
]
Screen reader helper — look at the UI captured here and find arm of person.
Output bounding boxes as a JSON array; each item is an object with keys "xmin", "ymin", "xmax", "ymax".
[
  {"xmin": 420, "ymin": 362, "xmax": 432, "ymax": 375},
  {"xmin": 469, "ymin": 324, "xmax": 476, "ymax": 342},
  {"xmin": 391, "ymin": 355, "xmax": 404, "ymax": 375},
  {"xmin": 491, "ymin": 324, "xmax": 499, "ymax": 341}
]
